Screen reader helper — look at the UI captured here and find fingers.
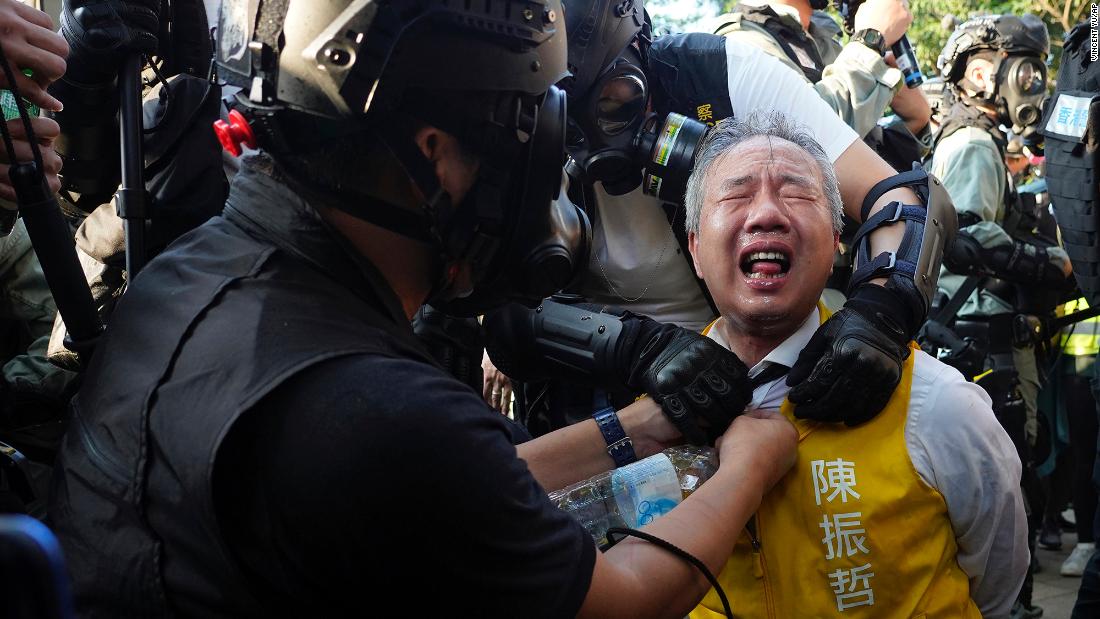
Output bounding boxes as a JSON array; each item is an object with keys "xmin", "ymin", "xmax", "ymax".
[
  {"xmin": 10, "ymin": 0, "xmax": 55, "ymax": 30},
  {"xmin": 4, "ymin": 68, "xmax": 64, "ymax": 113},
  {"xmin": 497, "ymin": 381, "xmax": 513, "ymax": 415},
  {"xmin": 0, "ymin": 144, "xmax": 64, "ymax": 199}
]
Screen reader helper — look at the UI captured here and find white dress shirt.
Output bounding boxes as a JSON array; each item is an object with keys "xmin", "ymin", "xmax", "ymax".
[{"xmin": 706, "ymin": 308, "xmax": 1029, "ymax": 619}]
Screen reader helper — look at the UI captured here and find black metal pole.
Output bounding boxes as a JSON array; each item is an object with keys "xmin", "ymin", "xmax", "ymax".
[
  {"xmin": 9, "ymin": 163, "xmax": 102, "ymax": 350},
  {"xmin": 117, "ymin": 54, "xmax": 147, "ymax": 277}
]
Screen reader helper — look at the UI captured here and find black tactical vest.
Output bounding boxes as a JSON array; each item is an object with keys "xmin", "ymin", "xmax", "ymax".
[
  {"xmin": 48, "ymin": 162, "xmax": 438, "ymax": 617},
  {"xmin": 1041, "ymin": 21, "xmax": 1100, "ymax": 304}
]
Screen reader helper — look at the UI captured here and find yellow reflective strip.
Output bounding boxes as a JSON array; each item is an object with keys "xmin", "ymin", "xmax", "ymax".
[{"xmin": 973, "ymin": 369, "xmax": 993, "ymax": 382}]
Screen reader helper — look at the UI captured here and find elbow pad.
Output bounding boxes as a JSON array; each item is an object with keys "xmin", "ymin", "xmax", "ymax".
[{"xmin": 943, "ymin": 231, "xmax": 985, "ymax": 275}]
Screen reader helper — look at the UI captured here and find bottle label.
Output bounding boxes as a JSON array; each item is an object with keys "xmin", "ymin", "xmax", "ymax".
[{"xmin": 611, "ymin": 453, "xmax": 682, "ymax": 527}]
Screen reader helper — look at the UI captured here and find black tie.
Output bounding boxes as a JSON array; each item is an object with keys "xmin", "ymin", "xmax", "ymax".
[{"xmin": 750, "ymin": 362, "xmax": 790, "ymax": 390}]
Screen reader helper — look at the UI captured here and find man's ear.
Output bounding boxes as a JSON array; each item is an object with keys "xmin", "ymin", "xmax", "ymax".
[
  {"xmin": 413, "ymin": 125, "xmax": 445, "ymax": 163},
  {"xmin": 688, "ymin": 231, "xmax": 704, "ymax": 279},
  {"xmin": 964, "ymin": 58, "xmax": 994, "ymax": 94}
]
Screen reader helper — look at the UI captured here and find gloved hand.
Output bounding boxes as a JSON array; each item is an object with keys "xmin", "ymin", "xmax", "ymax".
[
  {"xmin": 412, "ymin": 304, "xmax": 485, "ymax": 395},
  {"xmin": 61, "ymin": 0, "xmax": 160, "ymax": 83},
  {"xmin": 620, "ymin": 313, "xmax": 752, "ymax": 445},
  {"xmin": 787, "ymin": 284, "xmax": 911, "ymax": 426}
]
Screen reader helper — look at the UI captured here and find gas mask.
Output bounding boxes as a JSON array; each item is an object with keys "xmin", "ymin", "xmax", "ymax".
[
  {"xmin": 435, "ymin": 86, "xmax": 591, "ymax": 316},
  {"xmin": 993, "ymin": 54, "xmax": 1047, "ymax": 139},
  {"xmin": 567, "ymin": 48, "xmax": 709, "ymax": 202}
]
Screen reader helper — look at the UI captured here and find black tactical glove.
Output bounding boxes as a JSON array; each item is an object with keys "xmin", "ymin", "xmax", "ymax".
[
  {"xmin": 412, "ymin": 305, "xmax": 485, "ymax": 394},
  {"xmin": 787, "ymin": 284, "xmax": 911, "ymax": 426},
  {"xmin": 61, "ymin": 0, "xmax": 161, "ymax": 83},
  {"xmin": 619, "ymin": 313, "xmax": 752, "ymax": 445}
]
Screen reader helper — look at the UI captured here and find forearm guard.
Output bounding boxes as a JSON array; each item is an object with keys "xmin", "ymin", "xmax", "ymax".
[
  {"xmin": 847, "ymin": 167, "xmax": 958, "ymax": 334},
  {"xmin": 482, "ymin": 299, "xmax": 626, "ymax": 389},
  {"xmin": 946, "ymin": 232, "xmax": 1068, "ymax": 288}
]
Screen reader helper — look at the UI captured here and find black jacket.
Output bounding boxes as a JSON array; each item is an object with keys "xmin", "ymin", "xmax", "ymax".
[{"xmin": 48, "ymin": 158, "xmax": 437, "ymax": 617}]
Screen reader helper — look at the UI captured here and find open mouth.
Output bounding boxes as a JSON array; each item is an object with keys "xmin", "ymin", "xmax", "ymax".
[{"xmin": 740, "ymin": 250, "xmax": 791, "ymax": 280}]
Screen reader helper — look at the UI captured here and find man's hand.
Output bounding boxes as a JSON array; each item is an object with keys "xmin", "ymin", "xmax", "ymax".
[
  {"xmin": 787, "ymin": 289, "xmax": 911, "ymax": 426},
  {"xmin": 0, "ymin": 0, "xmax": 67, "ymax": 112},
  {"xmin": 61, "ymin": 0, "xmax": 160, "ymax": 83},
  {"xmin": 885, "ymin": 55, "xmax": 932, "ymax": 134},
  {"xmin": 0, "ymin": 116, "xmax": 62, "ymax": 201},
  {"xmin": 853, "ymin": 0, "xmax": 912, "ymax": 47},
  {"xmin": 715, "ymin": 409, "xmax": 798, "ymax": 495},
  {"xmin": 1049, "ymin": 246, "xmax": 1073, "ymax": 279},
  {"xmin": 622, "ymin": 316, "xmax": 753, "ymax": 445},
  {"xmin": 481, "ymin": 351, "xmax": 513, "ymax": 415}
]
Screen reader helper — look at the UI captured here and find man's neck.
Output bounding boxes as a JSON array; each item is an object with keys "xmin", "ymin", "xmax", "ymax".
[
  {"xmin": 771, "ymin": 0, "xmax": 812, "ymax": 30},
  {"xmin": 716, "ymin": 319, "xmax": 794, "ymax": 369}
]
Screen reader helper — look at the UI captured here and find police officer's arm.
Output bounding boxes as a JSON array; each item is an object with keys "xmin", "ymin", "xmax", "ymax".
[
  {"xmin": 814, "ymin": 42, "xmax": 900, "ymax": 137},
  {"xmin": 578, "ymin": 410, "xmax": 797, "ymax": 619},
  {"xmin": 934, "ymin": 135, "xmax": 1071, "ymax": 285},
  {"xmin": 517, "ymin": 397, "xmax": 676, "ymax": 492}
]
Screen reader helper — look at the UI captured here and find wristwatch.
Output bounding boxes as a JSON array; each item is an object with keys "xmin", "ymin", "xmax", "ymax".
[{"xmin": 853, "ymin": 28, "xmax": 887, "ymax": 56}]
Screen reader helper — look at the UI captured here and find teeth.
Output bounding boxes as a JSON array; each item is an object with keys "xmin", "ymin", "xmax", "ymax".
[
  {"xmin": 747, "ymin": 251, "xmax": 787, "ymax": 262},
  {"xmin": 747, "ymin": 271, "xmax": 787, "ymax": 279}
]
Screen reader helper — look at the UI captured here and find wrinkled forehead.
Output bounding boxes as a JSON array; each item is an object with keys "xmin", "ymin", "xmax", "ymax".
[{"xmin": 709, "ymin": 135, "xmax": 822, "ymax": 187}]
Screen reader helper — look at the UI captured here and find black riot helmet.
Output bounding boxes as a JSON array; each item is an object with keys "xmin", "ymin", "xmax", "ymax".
[
  {"xmin": 937, "ymin": 14, "xmax": 1050, "ymax": 138},
  {"xmin": 214, "ymin": 0, "xmax": 588, "ymax": 315},
  {"xmin": 561, "ymin": 0, "xmax": 709, "ymax": 201}
]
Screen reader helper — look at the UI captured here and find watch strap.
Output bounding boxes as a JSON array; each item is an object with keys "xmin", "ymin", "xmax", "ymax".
[
  {"xmin": 593, "ymin": 406, "xmax": 638, "ymax": 467},
  {"xmin": 853, "ymin": 28, "xmax": 887, "ymax": 56}
]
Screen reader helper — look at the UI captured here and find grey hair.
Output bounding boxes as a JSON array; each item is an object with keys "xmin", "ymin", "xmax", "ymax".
[{"xmin": 684, "ymin": 111, "xmax": 844, "ymax": 235}]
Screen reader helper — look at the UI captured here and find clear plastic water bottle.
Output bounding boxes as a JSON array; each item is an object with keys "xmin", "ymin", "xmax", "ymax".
[{"xmin": 550, "ymin": 446, "xmax": 719, "ymax": 547}]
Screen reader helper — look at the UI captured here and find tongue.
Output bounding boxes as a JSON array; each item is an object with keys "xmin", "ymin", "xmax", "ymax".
[{"xmin": 750, "ymin": 260, "xmax": 784, "ymax": 275}]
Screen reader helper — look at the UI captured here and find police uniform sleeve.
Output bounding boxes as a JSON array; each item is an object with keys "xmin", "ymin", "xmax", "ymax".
[
  {"xmin": 213, "ymin": 354, "xmax": 596, "ymax": 618},
  {"xmin": 905, "ymin": 353, "xmax": 1028, "ymax": 619},
  {"xmin": 930, "ymin": 130, "xmax": 1013, "ymax": 250},
  {"xmin": 724, "ymin": 36, "xmax": 859, "ymax": 162},
  {"xmin": 814, "ymin": 42, "xmax": 901, "ymax": 138}
]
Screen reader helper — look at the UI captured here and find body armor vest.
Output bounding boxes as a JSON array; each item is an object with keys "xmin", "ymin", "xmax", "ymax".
[
  {"xmin": 48, "ymin": 165, "xmax": 438, "ymax": 617},
  {"xmin": 1041, "ymin": 21, "xmax": 1100, "ymax": 304}
]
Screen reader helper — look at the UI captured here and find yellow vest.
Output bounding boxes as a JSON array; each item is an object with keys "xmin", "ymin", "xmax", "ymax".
[
  {"xmin": 1060, "ymin": 297, "xmax": 1100, "ymax": 357},
  {"xmin": 692, "ymin": 309, "xmax": 979, "ymax": 618}
]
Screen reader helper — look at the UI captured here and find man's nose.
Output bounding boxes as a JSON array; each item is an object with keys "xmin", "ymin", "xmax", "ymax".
[{"xmin": 744, "ymin": 192, "xmax": 792, "ymax": 234}]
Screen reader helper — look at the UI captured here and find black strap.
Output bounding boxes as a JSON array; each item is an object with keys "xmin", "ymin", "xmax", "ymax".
[
  {"xmin": 932, "ymin": 275, "xmax": 984, "ymax": 325},
  {"xmin": 860, "ymin": 168, "xmax": 929, "ymax": 221},
  {"xmin": 606, "ymin": 527, "xmax": 734, "ymax": 619},
  {"xmin": 661, "ymin": 201, "xmax": 720, "ymax": 316}
]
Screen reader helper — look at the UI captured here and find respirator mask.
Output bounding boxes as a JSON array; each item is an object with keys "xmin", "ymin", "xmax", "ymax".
[
  {"xmin": 567, "ymin": 47, "xmax": 709, "ymax": 202},
  {"xmin": 994, "ymin": 54, "xmax": 1047, "ymax": 139}
]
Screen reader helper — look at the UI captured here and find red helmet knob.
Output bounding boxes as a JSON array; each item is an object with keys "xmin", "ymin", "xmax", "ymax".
[{"xmin": 212, "ymin": 109, "xmax": 257, "ymax": 157}]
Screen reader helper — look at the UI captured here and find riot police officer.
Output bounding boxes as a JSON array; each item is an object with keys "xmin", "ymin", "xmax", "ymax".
[
  {"xmin": 47, "ymin": 1, "xmax": 798, "ymax": 616},
  {"xmin": 929, "ymin": 14, "xmax": 1073, "ymax": 618}
]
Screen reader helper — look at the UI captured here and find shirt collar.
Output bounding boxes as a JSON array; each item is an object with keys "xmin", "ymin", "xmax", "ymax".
[{"xmin": 707, "ymin": 306, "xmax": 820, "ymax": 377}]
